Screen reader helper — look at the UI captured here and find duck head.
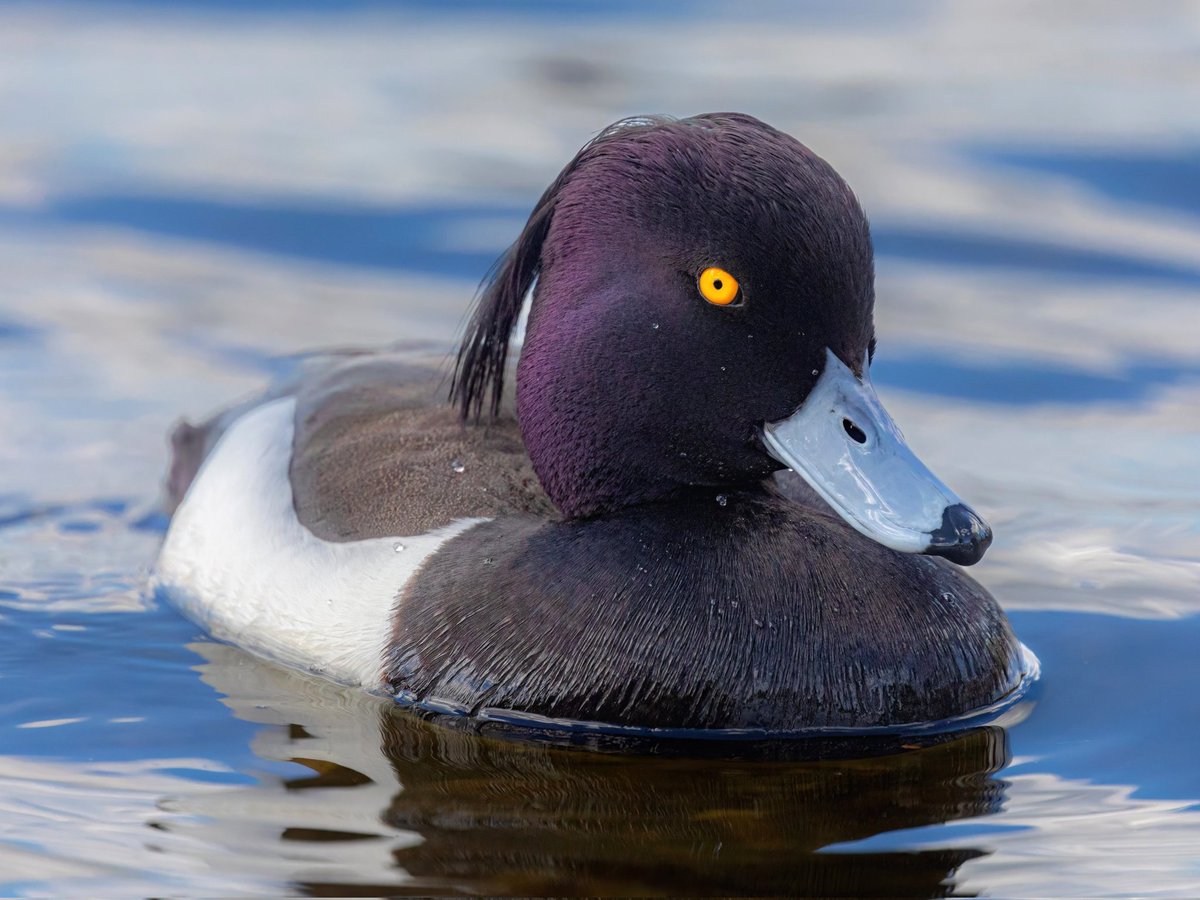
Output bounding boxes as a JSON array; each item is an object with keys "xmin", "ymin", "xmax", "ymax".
[{"xmin": 453, "ymin": 113, "xmax": 991, "ymax": 565}]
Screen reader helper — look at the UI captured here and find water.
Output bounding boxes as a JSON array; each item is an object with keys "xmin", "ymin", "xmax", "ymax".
[{"xmin": 1, "ymin": 1, "xmax": 1199, "ymax": 895}]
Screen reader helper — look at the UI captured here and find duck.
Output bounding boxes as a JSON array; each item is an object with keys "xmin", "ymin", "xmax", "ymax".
[{"xmin": 156, "ymin": 112, "xmax": 1026, "ymax": 737}]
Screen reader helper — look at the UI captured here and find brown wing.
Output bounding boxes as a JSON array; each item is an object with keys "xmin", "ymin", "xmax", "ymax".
[{"xmin": 288, "ymin": 353, "xmax": 555, "ymax": 541}]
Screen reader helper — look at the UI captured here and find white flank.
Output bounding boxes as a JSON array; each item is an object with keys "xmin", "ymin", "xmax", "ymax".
[{"xmin": 155, "ymin": 397, "xmax": 486, "ymax": 688}]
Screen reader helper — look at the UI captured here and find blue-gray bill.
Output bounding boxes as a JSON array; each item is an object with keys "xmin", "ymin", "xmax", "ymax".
[{"xmin": 762, "ymin": 349, "xmax": 992, "ymax": 566}]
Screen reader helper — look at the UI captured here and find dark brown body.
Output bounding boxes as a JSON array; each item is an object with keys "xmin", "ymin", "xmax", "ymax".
[{"xmin": 388, "ymin": 480, "xmax": 1021, "ymax": 731}]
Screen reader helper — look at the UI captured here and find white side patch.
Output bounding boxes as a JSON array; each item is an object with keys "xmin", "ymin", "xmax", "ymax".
[{"xmin": 155, "ymin": 398, "xmax": 486, "ymax": 689}]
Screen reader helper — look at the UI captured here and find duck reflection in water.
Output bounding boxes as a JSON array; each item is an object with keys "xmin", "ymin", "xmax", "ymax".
[
  {"xmin": 185, "ymin": 641, "xmax": 1013, "ymax": 898},
  {"xmin": 375, "ymin": 712, "xmax": 1008, "ymax": 897}
]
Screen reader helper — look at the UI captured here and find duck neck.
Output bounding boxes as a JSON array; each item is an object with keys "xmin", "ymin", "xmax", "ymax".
[
  {"xmin": 515, "ymin": 387, "xmax": 687, "ymax": 519},
  {"xmin": 515, "ymin": 355, "xmax": 777, "ymax": 520}
]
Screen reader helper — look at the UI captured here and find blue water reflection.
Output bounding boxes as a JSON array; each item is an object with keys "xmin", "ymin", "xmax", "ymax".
[
  {"xmin": 1000, "ymin": 612, "xmax": 1200, "ymax": 802},
  {"xmin": 873, "ymin": 355, "xmax": 1200, "ymax": 405},
  {"xmin": 873, "ymin": 224, "xmax": 1200, "ymax": 286},
  {"xmin": 15, "ymin": 195, "xmax": 504, "ymax": 280},
  {"xmin": 982, "ymin": 147, "xmax": 1200, "ymax": 220}
]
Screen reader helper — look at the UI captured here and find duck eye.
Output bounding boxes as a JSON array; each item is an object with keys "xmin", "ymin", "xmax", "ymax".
[{"xmin": 698, "ymin": 266, "xmax": 741, "ymax": 306}]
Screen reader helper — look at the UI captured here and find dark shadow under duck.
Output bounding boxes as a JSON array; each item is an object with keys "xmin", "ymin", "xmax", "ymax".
[{"xmin": 163, "ymin": 113, "xmax": 1026, "ymax": 735}]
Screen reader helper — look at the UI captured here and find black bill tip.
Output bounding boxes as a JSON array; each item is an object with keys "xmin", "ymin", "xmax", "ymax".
[{"xmin": 925, "ymin": 503, "xmax": 993, "ymax": 566}]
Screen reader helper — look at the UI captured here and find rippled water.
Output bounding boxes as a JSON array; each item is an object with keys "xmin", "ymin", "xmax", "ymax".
[{"xmin": 2, "ymin": 1, "xmax": 1199, "ymax": 896}]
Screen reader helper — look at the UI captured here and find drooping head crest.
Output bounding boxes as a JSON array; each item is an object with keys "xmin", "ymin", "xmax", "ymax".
[{"xmin": 449, "ymin": 116, "xmax": 675, "ymax": 421}]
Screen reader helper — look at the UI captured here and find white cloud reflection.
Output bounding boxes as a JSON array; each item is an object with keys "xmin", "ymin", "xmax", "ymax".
[{"xmin": 0, "ymin": 754, "xmax": 273, "ymax": 897}]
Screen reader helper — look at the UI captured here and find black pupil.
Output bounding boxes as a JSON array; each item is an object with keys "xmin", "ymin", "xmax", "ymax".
[
  {"xmin": 843, "ymin": 418, "xmax": 867, "ymax": 444},
  {"xmin": 712, "ymin": 279, "xmax": 723, "ymax": 290}
]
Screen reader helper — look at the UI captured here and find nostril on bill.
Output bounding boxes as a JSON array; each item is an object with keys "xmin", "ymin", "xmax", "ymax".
[{"xmin": 842, "ymin": 418, "xmax": 867, "ymax": 444}]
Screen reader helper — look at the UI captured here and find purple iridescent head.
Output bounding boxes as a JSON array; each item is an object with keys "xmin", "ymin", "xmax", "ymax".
[{"xmin": 453, "ymin": 113, "xmax": 992, "ymax": 566}]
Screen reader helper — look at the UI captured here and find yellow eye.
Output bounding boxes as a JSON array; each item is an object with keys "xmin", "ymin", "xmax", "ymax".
[{"xmin": 698, "ymin": 266, "xmax": 740, "ymax": 306}]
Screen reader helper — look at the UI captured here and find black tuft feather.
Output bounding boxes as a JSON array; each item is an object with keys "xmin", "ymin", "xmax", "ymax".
[
  {"xmin": 449, "ymin": 195, "xmax": 553, "ymax": 422},
  {"xmin": 450, "ymin": 116, "xmax": 675, "ymax": 421}
]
